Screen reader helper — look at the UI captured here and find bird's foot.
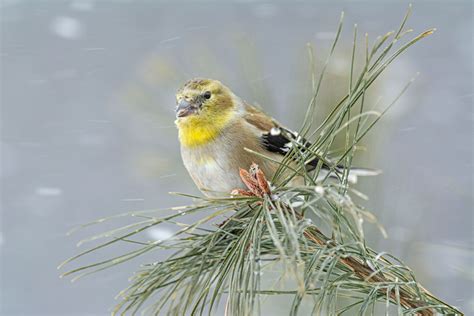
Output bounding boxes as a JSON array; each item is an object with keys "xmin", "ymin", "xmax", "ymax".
[{"xmin": 231, "ymin": 163, "xmax": 271, "ymax": 198}]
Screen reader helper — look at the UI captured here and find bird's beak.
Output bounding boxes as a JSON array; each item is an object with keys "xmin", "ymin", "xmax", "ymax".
[{"xmin": 176, "ymin": 99, "xmax": 198, "ymax": 118}]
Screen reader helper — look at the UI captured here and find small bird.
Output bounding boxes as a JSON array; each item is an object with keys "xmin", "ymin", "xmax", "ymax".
[{"xmin": 175, "ymin": 78, "xmax": 378, "ymax": 197}]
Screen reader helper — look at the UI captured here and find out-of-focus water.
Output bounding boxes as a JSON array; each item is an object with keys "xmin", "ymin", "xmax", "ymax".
[{"xmin": 1, "ymin": 1, "xmax": 472, "ymax": 315}]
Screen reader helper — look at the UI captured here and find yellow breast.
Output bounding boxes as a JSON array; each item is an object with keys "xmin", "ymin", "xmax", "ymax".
[{"xmin": 176, "ymin": 112, "xmax": 233, "ymax": 147}]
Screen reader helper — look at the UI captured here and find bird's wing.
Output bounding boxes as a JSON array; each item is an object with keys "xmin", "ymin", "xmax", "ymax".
[
  {"xmin": 242, "ymin": 103, "xmax": 381, "ymax": 182},
  {"xmin": 242, "ymin": 102, "xmax": 320, "ymax": 171}
]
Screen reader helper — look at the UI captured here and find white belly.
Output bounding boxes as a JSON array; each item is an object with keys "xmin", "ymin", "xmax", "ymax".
[{"xmin": 181, "ymin": 146, "xmax": 246, "ymax": 197}]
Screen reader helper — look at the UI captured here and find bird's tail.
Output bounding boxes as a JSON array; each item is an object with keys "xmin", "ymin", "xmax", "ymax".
[
  {"xmin": 337, "ymin": 167, "xmax": 382, "ymax": 184},
  {"xmin": 306, "ymin": 157, "xmax": 381, "ymax": 183}
]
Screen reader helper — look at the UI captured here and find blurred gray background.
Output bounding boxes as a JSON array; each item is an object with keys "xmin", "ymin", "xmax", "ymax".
[{"xmin": 1, "ymin": 0, "xmax": 472, "ymax": 315}]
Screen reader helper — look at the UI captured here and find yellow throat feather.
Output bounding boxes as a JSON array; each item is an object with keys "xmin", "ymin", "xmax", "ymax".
[{"xmin": 176, "ymin": 110, "xmax": 233, "ymax": 147}]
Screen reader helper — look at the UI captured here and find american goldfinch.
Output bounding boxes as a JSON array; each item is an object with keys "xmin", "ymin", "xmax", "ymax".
[{"xmin": 175, "ymin": 78, "xmax": 378, "ymax": 197}]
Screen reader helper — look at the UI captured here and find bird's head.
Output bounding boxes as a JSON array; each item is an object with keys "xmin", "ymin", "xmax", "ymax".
[
  {"xmin": 175, "ymin": 78, "xmax": 235, "ymax": 119},
  {"xmin": 175, "ymin": 78, "xmax": 238, "ymax": 147}
]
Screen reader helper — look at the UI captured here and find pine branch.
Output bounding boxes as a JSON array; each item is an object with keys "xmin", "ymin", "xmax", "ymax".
[{"xmin": 227, "ymin": 163, "xmax": 447, "ymax": 316}]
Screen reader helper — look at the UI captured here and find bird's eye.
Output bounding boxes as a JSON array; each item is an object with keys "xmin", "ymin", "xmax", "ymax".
[{"xmin": 203, "ymin": 91, "xmax": 212, "ymax": 99}]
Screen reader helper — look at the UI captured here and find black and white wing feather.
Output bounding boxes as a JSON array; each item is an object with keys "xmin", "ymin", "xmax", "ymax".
[
  {"xmin": 260, "ymin": 126, "xmax": 380, "ymax": 183},
  {"xmin": 261, "ymin": 126, "xmax": 321, "ymax": 171}
]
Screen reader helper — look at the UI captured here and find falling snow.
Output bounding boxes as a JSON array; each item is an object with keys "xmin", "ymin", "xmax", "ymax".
[
  {"xmin": 50, "ymin": 16, "xmax": 83, "ymax": 39},
  {"xmin": 35, "ymin": 187, "xmax": 62, "ymax": 197},
  {"xmin": 147, "ymin": 227, "xmax": 174, "ymax": 241}
]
